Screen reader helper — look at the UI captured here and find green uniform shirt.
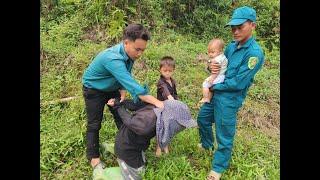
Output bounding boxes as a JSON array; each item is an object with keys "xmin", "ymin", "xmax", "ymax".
[
  {"xmin": 213, "ymin": 37, "xmax": 264, "ymax": 106},
  {"xmin": 82, "ymin": 42, "xmax": 148, "ymax": 101}
]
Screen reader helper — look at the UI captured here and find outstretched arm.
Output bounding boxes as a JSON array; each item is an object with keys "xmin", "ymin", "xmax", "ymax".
[{"xmin": 139, "ymin": 95, "xmax": 164, "ymax": 108}]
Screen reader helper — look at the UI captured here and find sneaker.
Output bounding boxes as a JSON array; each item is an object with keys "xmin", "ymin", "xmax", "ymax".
[
  {"xmin": 207, "ymin": 170, "xmax": 221, "ymax": 180},
  {"xmin": 92, "ymin": 161, "xmax": 106, "ymax": 180}
]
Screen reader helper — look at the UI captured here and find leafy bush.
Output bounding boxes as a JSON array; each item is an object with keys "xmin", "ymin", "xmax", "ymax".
[{"xmin": 235, "ymin": 0, "xmax": 280, "ymax": 51}]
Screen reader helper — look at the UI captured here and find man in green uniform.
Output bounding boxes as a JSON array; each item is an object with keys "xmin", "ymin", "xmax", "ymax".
[
  {"xmin": 197, "ymin": 6, "xmax": 265, "ymax": 180},
  {"xmin": 82, "ymin": 24, "xmax": 164, "ymax": 179}
]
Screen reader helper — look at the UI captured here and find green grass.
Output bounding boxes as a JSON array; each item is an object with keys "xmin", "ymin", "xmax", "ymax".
[
  {"xmin": 40, "ymin": 98, "xmax": 279, "ymax": 179},
  {"xmin": 143, "ymin": 126, "xmax": 279, "ymax": 179},
  {"xmin": 40, "ymin": 8, "xmax": 279, "ymax": 179}
]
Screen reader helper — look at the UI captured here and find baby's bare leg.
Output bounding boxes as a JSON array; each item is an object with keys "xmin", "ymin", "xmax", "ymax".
[{"xmin": 200, "ymin": 87, "xmax": 211, "ymax": 103}]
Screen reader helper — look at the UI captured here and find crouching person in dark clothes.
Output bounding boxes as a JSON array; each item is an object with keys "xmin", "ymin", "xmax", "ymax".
[{"xmin": 107, "ymin": 98, "xmax": 197, "ymax": 180}]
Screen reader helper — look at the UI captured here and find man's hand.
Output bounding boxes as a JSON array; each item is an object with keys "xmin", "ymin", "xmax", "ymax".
[
  {"xmin": 107, "ymin": 98, "xmax": 115, "ymax": 107},
  {"xmin": 155, "ymin": 101, "xmax": 164, "ymax": 109},
  {"xmin": 138, "ymin": 95, "xmax": 164, "ymax": 108},
  {"xmin": 167, "ymin": 95, "xmax": 174, "ymax": 100},
  {"xmin": 209, "ymin": 62, "xmax": 221, "ymax": 74},
  {"xmin": 119, "ymin": 90, "xmax": 126, "ymax": 102}
]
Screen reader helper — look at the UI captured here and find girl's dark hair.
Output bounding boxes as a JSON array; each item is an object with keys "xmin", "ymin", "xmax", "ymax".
[
  {"xmin": 123, "ymin": 24, "xmax": 151, "ymax": 41},
  {"xmin": 160, "ymin": 56, "xmax": 175, "ymax": 69}
]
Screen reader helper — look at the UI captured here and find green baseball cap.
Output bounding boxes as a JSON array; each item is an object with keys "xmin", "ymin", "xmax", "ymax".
[{"xmin": 226, "ymin": 6, "xmax": 256, "ymax": 26}]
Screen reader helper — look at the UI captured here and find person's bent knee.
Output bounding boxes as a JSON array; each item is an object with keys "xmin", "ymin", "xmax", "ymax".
[{"xmin": 87, "ymin": 122, "xmax": 102, "ymax": 132}]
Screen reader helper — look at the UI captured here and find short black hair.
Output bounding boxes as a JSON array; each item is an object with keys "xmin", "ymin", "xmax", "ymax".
[
  {"xmin": 123, "ymin": 24, "xmax": 151, "ymax": 41},
  {"xmin": 160, "ymin": 56, "xmax": 175, "ymax": 69}
]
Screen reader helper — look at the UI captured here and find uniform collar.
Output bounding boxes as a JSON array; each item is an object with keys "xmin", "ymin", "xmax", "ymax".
[
  {"xmin": 235, "ymin": 36, "xmax": 254, "ymax": 49},
  {"xmin": 120, "ymin": 42, "xmax": 132, "ymax": 62}
]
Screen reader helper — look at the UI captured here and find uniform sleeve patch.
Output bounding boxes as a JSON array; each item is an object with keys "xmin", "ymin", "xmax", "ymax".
[{"xmin": 248, "ymin": 57, "xmax": 258, "ymax": 69}]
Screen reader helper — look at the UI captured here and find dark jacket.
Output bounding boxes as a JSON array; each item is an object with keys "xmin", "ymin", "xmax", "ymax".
[
  {"xmin": 113, "ymin": 99, "xmax": 157, "ymax": 168},
  {"xmin": 156, "ymin": 75, "xmax": 178, "ymax": 101}
]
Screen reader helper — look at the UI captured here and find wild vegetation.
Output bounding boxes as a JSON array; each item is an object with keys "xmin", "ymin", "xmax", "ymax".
[{"xmin": 40, "ymin": 0, "xmax": 279, "ymax": 179}]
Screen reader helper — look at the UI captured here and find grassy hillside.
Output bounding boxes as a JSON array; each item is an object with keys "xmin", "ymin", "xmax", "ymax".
[{"xmin": 40, "ymin": 0, "xmax": 279, "ymax": 179}]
